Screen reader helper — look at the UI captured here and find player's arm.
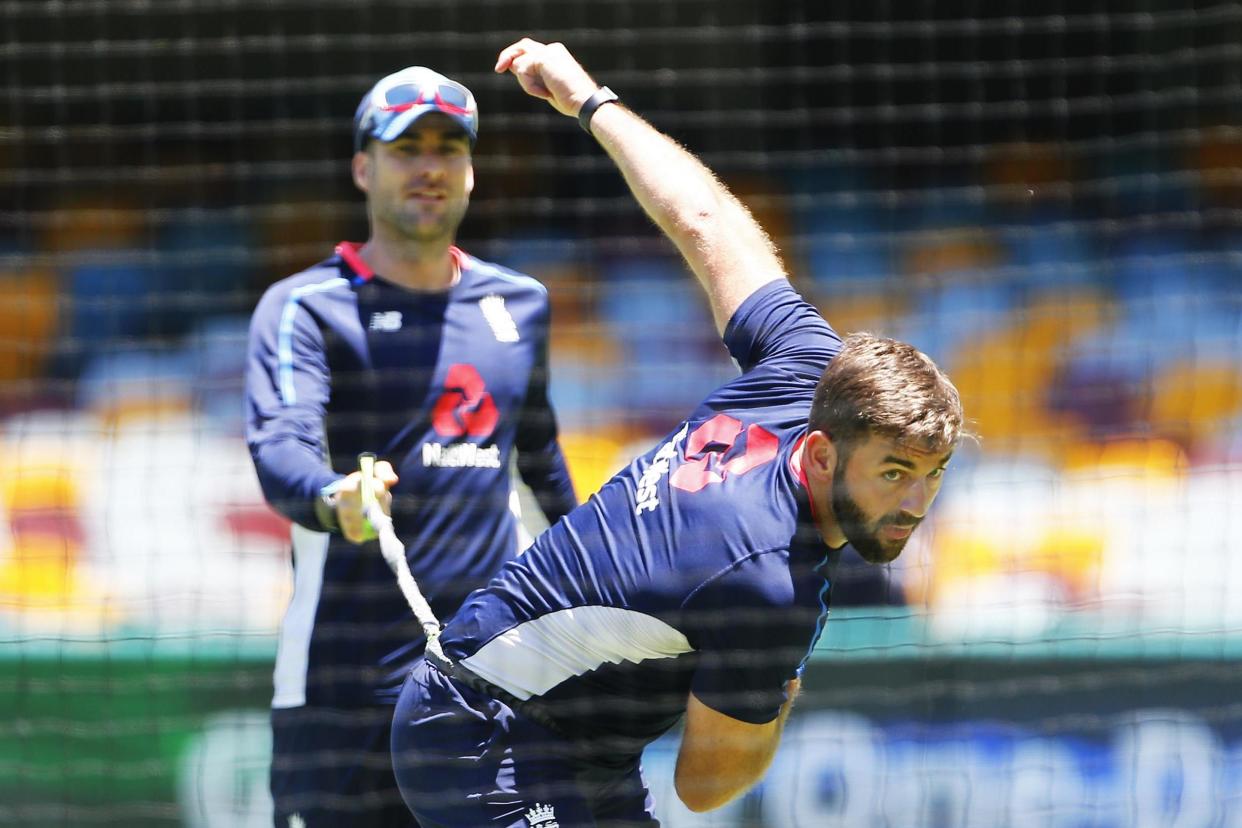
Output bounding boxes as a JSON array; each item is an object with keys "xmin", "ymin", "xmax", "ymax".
[
  {"xmin": 495, "ymin": 39, "xmax": 786, "ymax": 335},
  {"xmin": 677, "ymin": 551, "xmax": 813, "ymax": 811},
  {"xmin": 245, "ymin": 285, "xmax": 396, "ymax": 542},
  {"xmin": 676, "ymin": 679, "xmax": 800, "ymax": 812},
  {"xmin": 514, "ymin": 326, "xmax": 577, "ymax": 524}
]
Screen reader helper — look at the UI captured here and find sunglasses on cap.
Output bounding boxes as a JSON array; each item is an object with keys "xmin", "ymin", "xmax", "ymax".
[
  {"xmin": 380, "ymin": 80, "xmax": 472, "ymax": 117},
  {"xmin": 354, "ymin": 68, "xmax": 478, "ymax": 151}
]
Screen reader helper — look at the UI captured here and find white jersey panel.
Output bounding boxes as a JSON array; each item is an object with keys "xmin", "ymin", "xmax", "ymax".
[
  {"xmin": 461, "ymin": 606, "xmax": 693, "ymax": 700},
  {"xmin": 271, "ymin": 524, "xmax": 330, "ymax": 709}
]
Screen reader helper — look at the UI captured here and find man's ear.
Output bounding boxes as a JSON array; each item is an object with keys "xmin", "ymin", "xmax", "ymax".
[
  {"xmin": 465, "ymin": 163, "xmax": 475, "ymax": 197},
  {"xmin": 803, "ymin": 430, "xmax": 838, "ymax": 485},
  {"xmin": 351, "ymin": 150, "xmax": 371, "ymax": 194}
]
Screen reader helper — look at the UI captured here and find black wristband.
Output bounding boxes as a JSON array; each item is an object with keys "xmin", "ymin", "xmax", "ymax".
[{"xmin": 577, "ymin": 86, "xmax": 619, "ymax": 135}]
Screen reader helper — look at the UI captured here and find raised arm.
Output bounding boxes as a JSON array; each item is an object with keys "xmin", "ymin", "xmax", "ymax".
[{"xmin": 495, "ymin": 39, "xmax": 787, "ymax": 334}]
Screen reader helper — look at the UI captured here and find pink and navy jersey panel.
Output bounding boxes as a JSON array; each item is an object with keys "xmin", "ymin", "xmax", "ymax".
[
  {"xmin": 438, "ymin": 279, "xmax": 843, "ymax": 757},
  {"xmin": 246, "ymin": 244, "xmax": 576, "ymax": 709}
]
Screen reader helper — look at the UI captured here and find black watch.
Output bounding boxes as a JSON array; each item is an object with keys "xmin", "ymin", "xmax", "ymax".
[{"xmin": 578, "ymin": 86, "xmax": 619, "ymax": 135}]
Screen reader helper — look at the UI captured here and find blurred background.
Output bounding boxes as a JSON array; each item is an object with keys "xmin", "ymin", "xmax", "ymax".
[{"xmin": 2, "ymin": 0, "xmax": 1240, "ymax": 825}]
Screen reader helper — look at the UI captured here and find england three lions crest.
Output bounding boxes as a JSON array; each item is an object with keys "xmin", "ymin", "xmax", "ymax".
[{"xmin": 480, "ymin": 294, "xmax": 520, "ymax": 342}]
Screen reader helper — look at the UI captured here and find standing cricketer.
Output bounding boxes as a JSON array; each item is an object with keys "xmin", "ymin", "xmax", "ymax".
[{"xmin": 246, "ymin": 64, "xmax": 577, "ymax": 827}]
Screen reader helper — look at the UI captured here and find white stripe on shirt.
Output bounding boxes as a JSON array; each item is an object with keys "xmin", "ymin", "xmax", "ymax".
[
  {"xmin": 277, "ymin": 277, "xmax": 349, "ymax": 405},
  {"xmin": 460, "ymin": 606, "xmax": 692, "ymax": 700},
  {"xmin": 271, "ymin": 524, "xmax": 330, "ymax": 708}
]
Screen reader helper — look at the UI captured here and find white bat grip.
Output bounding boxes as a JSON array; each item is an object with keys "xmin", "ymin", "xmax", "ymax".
[{"xmin": 359, "ymin": 454, "xmax": 443, "ymax": 644}]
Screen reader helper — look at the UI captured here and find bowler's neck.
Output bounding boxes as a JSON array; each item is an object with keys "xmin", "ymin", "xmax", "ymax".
[{"xmin": 358, "ymin": 238, "xmax": 460, "ymax": 292}]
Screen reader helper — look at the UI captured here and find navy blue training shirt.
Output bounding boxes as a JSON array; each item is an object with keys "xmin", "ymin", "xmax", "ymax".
[
  {"xmin": 438, "ymin": 279, "xmax": 844, "ymax": 760},
  {"xmin": 246, "ymin": 243, "xmax": 576, "ymax": 708}
]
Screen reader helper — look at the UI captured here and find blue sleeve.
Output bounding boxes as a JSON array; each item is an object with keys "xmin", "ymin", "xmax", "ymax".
[
  {"xmin": 684, "ymin": 551, "xmax": 820, "ymax": 724},
  {"xmin": 722, "ymin": 280, "xmax": 843, "ymax": 381},
  {"xmin": 245, "ymin": 283, "xmax": 343, "ymax": 530},
  {"xmin": 514, "ymin": 302, "xmax": 578, "ymax": 525}
]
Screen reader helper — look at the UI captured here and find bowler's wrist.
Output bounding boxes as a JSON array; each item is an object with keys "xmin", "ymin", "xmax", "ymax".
[
  {"xmin": 315, "ymin": 478, "xmax": 346, "ymax": 533},
  {"xmin": 577, "ymin": 86, "xmax": 619, "ymax": 135}
]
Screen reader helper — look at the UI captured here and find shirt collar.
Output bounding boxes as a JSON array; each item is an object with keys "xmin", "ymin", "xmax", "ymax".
[
  {"xmin": 788, "ymin": 431, "xmax": 817, "ymax": 523},
  {"xmin": 334, "ymin": 241, "xmax": 467, "ymax": 288}
]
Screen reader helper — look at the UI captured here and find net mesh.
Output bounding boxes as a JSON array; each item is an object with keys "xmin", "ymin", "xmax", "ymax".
[{"xmin": 2, "ymin": 1, "xmax": 1240, "ymax": 825}]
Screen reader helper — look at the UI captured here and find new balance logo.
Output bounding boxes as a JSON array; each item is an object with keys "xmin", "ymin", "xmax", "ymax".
[
  {"xmin": 368, "ymin": 310, "xmax": 403, "ymax": 332},
  {"xmin": 479, "ymin": 294, "xmax": 519, "ymax": 342},
  {"xmin": 287, "ymin": 816, "xmax": 305, "ymax": 828},
  {"xmin": 525, "ymin": 802, "xmax": 559, "ymax": 828}
]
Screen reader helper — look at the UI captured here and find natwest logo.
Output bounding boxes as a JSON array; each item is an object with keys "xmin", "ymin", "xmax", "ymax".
[
  {"xmin": 430, "ymin": 363, "xmax": 498, "ymax": 438},
  {"xmin": 422, "ymin": 442, "xmax": 501, "ymax": 469}
]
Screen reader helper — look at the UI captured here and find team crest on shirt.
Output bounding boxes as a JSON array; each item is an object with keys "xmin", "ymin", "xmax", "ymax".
[
  {"xmin": 479, "ymin": 294, "xmax": 520, "ymax": 342},
  {"xmin": 525, "ymin": 802, "xmax": 559, "ymax": 828}
]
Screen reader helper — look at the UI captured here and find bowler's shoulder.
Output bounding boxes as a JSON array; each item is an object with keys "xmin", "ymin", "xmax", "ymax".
[
  {"xmin": 270, "ymin": 257, "xmax": 352, "ymax": 295},
  {"xmin": 248, "ymin": 262, "xmax": 351, "ymax": 340},
  {"xmin": 670, "ymin": 426, "xmax": 804, "ymax": 543},
  {"xmin": 253, "ymin": 258, "xmax": 353, "ymax": 313},
  {"xmin": 458, "ymin": 249, "xmax": 549, "ymax": 300}
]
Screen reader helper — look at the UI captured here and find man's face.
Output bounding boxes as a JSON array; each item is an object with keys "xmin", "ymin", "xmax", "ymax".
[
  {"xmin": 356, "ymin": 113, "xmax": 474, "ymax": 244},
  {"xmin": 831, "ymin": 434, "xmax": 952, "ymax": 564}
]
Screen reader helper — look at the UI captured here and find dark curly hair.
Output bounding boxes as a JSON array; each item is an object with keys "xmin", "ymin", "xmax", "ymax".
[{"xmin": 810, "ymin": 332, "xmax": 966, "ymax": 454}]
